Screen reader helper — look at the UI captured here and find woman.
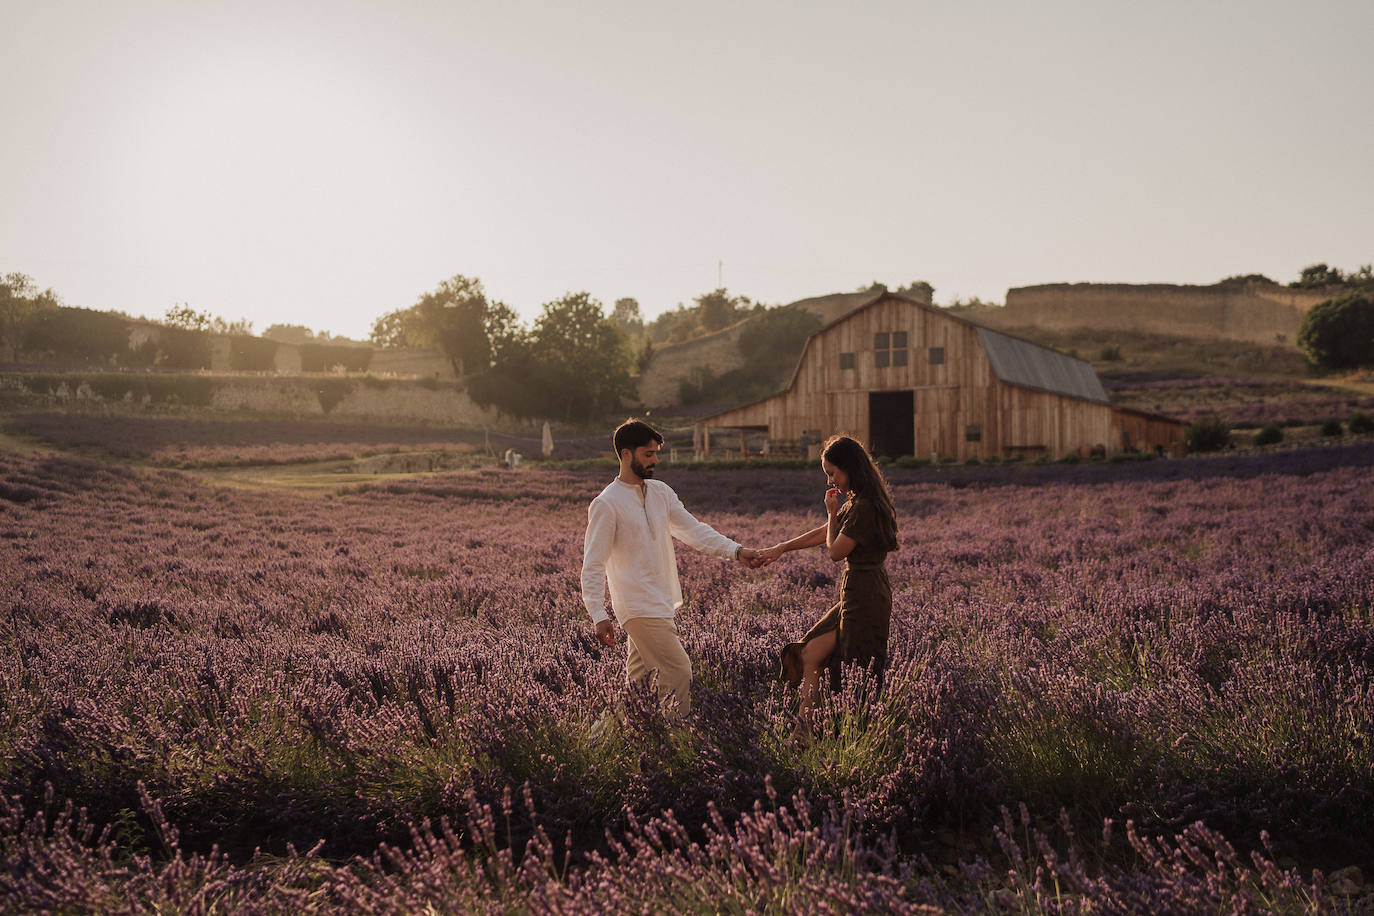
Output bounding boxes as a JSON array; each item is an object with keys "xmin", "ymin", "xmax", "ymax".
[{"xmin": 757, "ymin": 435, "xmax": 900, "ymax": 738}]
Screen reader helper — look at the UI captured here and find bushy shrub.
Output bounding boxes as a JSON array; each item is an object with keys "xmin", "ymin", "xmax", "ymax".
[
  {"xmin": 1186, "ymin": 415, "xmax": 1231, "ymax": 452},
  {"xmin": 1099, "ymin": 345, "xmax": 1122, "ymax": 361},
  {"xmin": 1320, "ymin": 419, "xmax": 1344, "ymax": 437},
  {"xmin": 1297, "ymin": 291, "xmax": 1374, "ymax": 371},
  {"xmin": 1253, "ymin": 423, "xmax": 1283, "ymax": 446},
  {"xmin": 1350, "ymin": 411, "xmax": 1374, "ymax": 434},
  {"xmin": 893, "ymin": 454, "xmax": 929, "ymax": 468},
  {"xmin": 314, "ymin": 379, "xmax": 354, "ymax": 415}
]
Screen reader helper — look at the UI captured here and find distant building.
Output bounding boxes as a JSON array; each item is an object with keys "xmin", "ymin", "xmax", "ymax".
[{"xmin": 696, "ymin": 290, "xmax": 1185, "ymax": 461}]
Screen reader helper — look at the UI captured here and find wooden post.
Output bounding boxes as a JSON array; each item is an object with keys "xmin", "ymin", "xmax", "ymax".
[{"xmin": 739, "ymin": 429, "xmax": 747, "ymax": 460}]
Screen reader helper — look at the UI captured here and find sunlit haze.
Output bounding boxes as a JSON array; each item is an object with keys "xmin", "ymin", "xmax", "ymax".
[{"xmin": 4, "ymin": 0, "xmax": 1371, "ymax": 340}]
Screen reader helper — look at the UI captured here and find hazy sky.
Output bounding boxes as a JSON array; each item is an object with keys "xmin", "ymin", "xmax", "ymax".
[{"xmin": 4, "ymin": 0, "xmax": 1371, "ymax": 340}]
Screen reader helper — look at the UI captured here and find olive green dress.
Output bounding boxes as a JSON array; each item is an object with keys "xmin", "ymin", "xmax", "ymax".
[{"xmin": 779, "ymin": 495, "xmax": 893, "ymax": 690}]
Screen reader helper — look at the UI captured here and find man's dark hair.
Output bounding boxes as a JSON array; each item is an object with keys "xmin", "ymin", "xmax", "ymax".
[{"xmin": 613, "ymin": 418, "xmax": 663, "ymax": 457}]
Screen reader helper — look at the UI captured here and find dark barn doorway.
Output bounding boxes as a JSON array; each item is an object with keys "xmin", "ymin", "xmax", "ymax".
[{"xmin": 869, "ymin": 390, "xmax": 914, "ymax": 459}]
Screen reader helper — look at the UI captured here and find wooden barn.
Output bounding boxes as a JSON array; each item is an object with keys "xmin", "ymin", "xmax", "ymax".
[{"xmin": 695, "ymin": 290, "xmax": 1186, "ymax": 461}]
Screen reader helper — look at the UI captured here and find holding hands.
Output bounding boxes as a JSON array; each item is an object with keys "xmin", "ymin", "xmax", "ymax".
[{"xmin": 736, "ymin": 546, "xmax": 775, "ymax": 569}]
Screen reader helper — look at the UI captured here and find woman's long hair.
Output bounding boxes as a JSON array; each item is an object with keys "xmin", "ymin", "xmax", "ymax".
[{"xmin": 822, "ymin": 435, "xmax": 899, "ymax": 551}]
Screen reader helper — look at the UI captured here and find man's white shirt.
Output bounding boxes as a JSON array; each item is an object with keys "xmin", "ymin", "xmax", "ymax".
[{"xmin": 581, "ymin": 478, "xmax": 740, "ymax": 625}]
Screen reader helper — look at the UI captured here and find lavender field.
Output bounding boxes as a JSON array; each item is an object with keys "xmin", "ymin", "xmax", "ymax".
[{"xmin": 3, "ymin": 444, "xmax": 1373, "ymax": 913}]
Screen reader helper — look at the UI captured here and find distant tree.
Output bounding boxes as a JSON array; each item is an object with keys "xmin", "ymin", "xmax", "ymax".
[
  {"xmin": 610, "ymin": 297, "xmax": 644, "ymax": 337},
  {"xmin": 696, "ymin": 288, "xmax": 751, "ymax": 333},
  {"xmin": 894, "ymin": 281, "xmax": 934, "ymax": 302},
  {"xmin": 164, "ymin": 303, "xmax": 216, "ymax": 332},
  {"xmin": 1218, "ymin": 273, "xmax": 1276, "ymax": 286},
  {"xmin": 646, "ymin": 303, "xmax": 698, "ymax": 344},
  {"xmin": 263, "ymin": 324, "xmax": 318, "ymax": 345},
  {"xmin": 1291, "ymin": 263, "xmax": 1347, "ymax": 289},
  {"xmin": 20, "ymin": 306, "xmax": 130, "ymax": 365},
  {"xmin": 369, "ymin": 275, "xmax": 505, "ymax": 377},
  {"xmin": 210, "ymin": 316, "xmax": 254, "ymax": 336},
  {"xmin": 1297, "ymin": 292, "xmax": 1374, "ymax": 371},
  {"xmin": 528, "ymin": 292, "xmax": 632, "ymax": 420},
  {"xmin": 635, "ymin": 338, "xmax": 655, "ymax": 374},
  {"xmin": 1, "ymin": 272, "xmax": 61, "ymax": 357},
  {"xmin": 1289, "ymin": 263, "xmax": 1373, "ymax": 291}
]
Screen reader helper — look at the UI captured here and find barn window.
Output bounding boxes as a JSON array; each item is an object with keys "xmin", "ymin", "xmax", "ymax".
[
  {"xmin": 929, "ymin": 347, "xmax": 945, "ymax": 365},
  {"xmin": 965, "ymin": 424, "xmax": 982, "ymax": 442},
  {"xmin": 840, "ymin": 352, "xmax": 855, "ymax": 370},
  {"xmin": 874, "ymin": 331, "xmax": 907, "ymax": 369}
]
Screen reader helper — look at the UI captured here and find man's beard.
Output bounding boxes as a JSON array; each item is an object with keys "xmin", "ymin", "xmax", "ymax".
[{"xmin": 631, "ymin": 458, "xmax": 655, "ymax": 479}]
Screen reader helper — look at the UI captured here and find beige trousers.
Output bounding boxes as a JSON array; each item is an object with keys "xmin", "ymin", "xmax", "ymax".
[{"xmin": 620, "ymin": 616, "xmax": 692, "ymax": 717}]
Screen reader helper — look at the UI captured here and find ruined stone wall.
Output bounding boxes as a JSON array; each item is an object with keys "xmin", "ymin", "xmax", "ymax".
[{"xmin": 994, "ymin": 282, "xmax": 1338, "ymax": 345}]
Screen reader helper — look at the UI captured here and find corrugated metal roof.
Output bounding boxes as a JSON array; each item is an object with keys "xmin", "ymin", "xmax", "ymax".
[{"xmin": 976, "ymin": 327, "xmax": 1109, "ymax": 403}]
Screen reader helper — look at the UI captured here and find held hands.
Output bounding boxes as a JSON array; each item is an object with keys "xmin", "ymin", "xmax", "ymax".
[
  {"xmin": 736, "ymin": 546, "xmax": 776, "ymax": 569},
  {"xmin": 594, "ymin": 619, "xmax": 615, "ymax": 647}
]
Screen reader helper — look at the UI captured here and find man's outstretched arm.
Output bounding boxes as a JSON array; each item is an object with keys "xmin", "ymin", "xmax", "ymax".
[{"xmin": 581, "ymin": 499, "xmax": 616, "ymax": 644}]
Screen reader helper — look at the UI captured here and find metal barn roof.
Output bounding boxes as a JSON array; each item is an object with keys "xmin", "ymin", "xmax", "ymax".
[{"xmin": 975, "ymin": 326, "xmax": 1109, "ymax": 404}]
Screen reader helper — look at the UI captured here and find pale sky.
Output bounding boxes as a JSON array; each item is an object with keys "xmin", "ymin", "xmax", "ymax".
[{"xmin": 4, "ymin": 0, "xmax": 1371, "ymax": 341}]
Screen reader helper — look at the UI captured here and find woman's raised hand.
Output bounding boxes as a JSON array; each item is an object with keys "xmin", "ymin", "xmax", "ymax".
[{"xmin": 824, "ymin": 487, "xmax": 843, "ymax": 516}]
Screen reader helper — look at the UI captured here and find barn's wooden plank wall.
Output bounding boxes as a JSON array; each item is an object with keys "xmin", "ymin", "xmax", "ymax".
[{"xmin": 700, "ymin": 292, "xmax": 1185, "ymax": 460}]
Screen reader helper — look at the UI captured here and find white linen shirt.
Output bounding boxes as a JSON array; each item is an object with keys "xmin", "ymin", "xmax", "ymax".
[{"xmin": 581, "ymin": 477, "xmax": 741, "ymax": 625}]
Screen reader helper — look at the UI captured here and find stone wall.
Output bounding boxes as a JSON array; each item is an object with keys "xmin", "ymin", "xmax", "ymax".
[
  {"xmin": 10, "ymin": 372, "xmax": 503, "ymax": 425},
  {"xmin": 206, "ymin": 378, "xmax": 501, "ymax": 424},
  {"xmin": 992, "ymin": 282, "xmax": 1338, "ymax": 345},
  {"xmin": 366, "ymin": 347, "xmax": 454, "ymax": 378}
]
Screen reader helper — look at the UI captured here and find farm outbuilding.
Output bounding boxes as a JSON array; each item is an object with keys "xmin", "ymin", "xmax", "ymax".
[{"xmin": 694, "ymin": 290, "xmax": 1186, "ymax": 461}]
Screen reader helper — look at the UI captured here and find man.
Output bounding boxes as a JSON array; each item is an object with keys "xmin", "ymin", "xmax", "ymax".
[{"xmin": 581, "ymin": 418, "xmax": 763, "ymax": 718}]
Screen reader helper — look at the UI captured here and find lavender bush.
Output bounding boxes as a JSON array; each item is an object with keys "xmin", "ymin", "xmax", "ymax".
[{"xmin": 2, "ymin": 444, "xmax": 1372, "ymax": 912}]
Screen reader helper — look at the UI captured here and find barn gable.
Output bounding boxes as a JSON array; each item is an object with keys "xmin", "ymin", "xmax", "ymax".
[{"xmin": 695, "ymin": 290, "xmax": 1185, "ymax": 460}]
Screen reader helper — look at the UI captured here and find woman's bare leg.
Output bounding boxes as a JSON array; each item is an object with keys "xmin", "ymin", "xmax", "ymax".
[{"xmin": 796, "ymin": 630, "xmax": 837, "ymax": 738}]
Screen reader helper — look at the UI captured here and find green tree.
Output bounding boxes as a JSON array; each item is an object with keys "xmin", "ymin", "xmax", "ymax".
[
  {"xmin": 696, "ymin": 287, "xmax": 749, "ymax": 333},
  {"xmin": 21, "ymin": 306, "xmax": 131, "ymax": 365},
  {"xmin": 1291, "ymin": 263, "xmax": 1345, "ymax": 289},
  {"xmin": 164, "ymin": 303, "xmax": 216, "ymax": 332},
  {"xmin": 529, "ymin": 292, "xmax": 632, "ymax": 420},
  {"xmin": 370, "ymin": 275, "xmax": 504, "ymax": 377},
  {"xmin": 263, "ymin": 324, "xmax": 320, "ymax": 345},
  {"xmin": 736, "ymin": 304, "xmax": 821, "ymax": 382},
  {"xmin": 610, "ymin": 297, "xmax": 644, "ymax": 337},
  {"xmin": 1297, "ymin": 292, "xmax": 1374, "ymax": 371},
  {"xmin": 1, "ymin": 273, "xmax": 61, "ymax": 358}
]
